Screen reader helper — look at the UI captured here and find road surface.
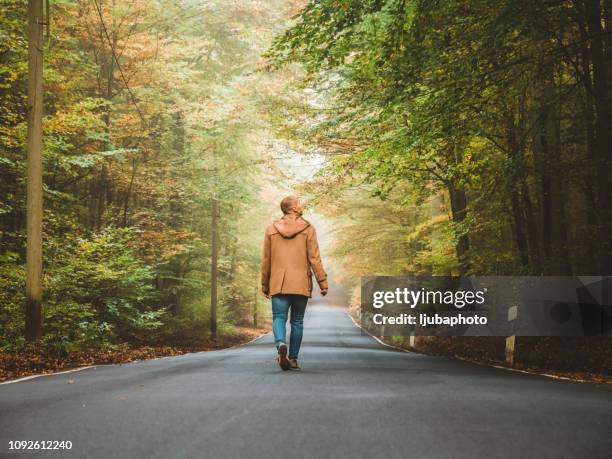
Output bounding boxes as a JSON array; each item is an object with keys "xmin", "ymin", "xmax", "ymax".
[{"xmin": 2, "ymin": 303, "xmax": 612, "ymax": 458}]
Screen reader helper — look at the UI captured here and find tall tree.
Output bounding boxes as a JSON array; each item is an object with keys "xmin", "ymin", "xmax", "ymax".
[{"xmin": 25, "ymin": 0, "xmax": 44, "ymax": 341}]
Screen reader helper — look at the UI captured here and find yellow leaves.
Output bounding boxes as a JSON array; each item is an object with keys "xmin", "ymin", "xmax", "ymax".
[{"xmin": 405, "ymin": 214, "xmax": 449, "ymax": 245}]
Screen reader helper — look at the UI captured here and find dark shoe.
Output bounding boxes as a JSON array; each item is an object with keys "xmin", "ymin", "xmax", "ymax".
[
  {"xmin": 289, "ymin": 359, "xmax": 301, "ymax": 370},
  {"xmin": 277, "ymin": 343, "xmax": 290, "ymax": 371}
]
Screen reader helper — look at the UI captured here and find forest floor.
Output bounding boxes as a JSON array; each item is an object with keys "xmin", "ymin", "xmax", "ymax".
[
  {"xmin": 0, "ymin": 325, "xmax": 270, "ymax": 383},
  {"xmin": 401, "ymin": 336, "xmax": 612, "ymax": 385},
  {"xmin": 347, "ymin": 307, "xmax": 612, "ymax": 385}
]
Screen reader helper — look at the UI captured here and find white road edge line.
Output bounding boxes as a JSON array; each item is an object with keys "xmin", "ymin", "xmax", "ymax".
[
  {"xmin": 344, "ymin": 310, "xmax": 599, "ymax": 384},
  {"xmin": 0, "ymin": 365, "xmax": 96, "ymax": 385},
  {"xmin": 0, "ymin": 331, "xmax": 271, "ymax": 385},
  {"xmin": 227, "ymin": 331, "xmax": 269, "ymax": 349},
  {"xmin": 455, "ymin": 357, "xmax": 594, "ymax": 384},
  {"xmin": 345, "ymin": 311, "xmax": 413, "ymax": 353},
  {"xmin": 3, "ymin": 313, "xmax": 599, "ymax": 385}
]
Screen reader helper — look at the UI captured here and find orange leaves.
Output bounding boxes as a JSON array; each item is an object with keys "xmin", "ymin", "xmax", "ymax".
[{"xmin": 0, "ymin": 326, "xmax": 268, "ymax": 383}]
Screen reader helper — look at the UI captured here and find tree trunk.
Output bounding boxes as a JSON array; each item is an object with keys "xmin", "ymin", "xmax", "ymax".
[
  {"xmin": 504, "ymin": 116, "xmax": 531, "ymax": 269},
  {"xmin": 25, "ymin": 0, "xmax": 44, "ymax": 341},
  {"xmin": 448, "ymin": 184, "xmax": 469, "ymax": 275},
  {"xmin": 520, "ymin": 179, "xmax": 541, "ymax": 271},
  {"xmin": 510, "ymin": 188, "xmax": 530, "ymax": 268},
  {"xmin": 122, "ymin": 158, "xmax": 137, "ymax": 226},
  {"xmin": 585, "ymin": 0, "xmax": 612, "ymax": 272},
  {"xmin": 210, "ymin": 198, "xmax": 219, "ymax": 339},
  {"xmin": 533, "ymin": 65, "xmax": 569, "ymax": 274},
  {"xmin": 94, "ymin": 0, "xmax": 117, "ymax": 230},
  {"xmin": 577, "ymin": 4, "xmax": 600, "ymax": 273},
  {"xmin": 604, "ymin": 0, "xmax": 612, "ymax": 108},
  {"xmin": 253, "ymin": 287, "xmax": 258, "ymax": 328}
]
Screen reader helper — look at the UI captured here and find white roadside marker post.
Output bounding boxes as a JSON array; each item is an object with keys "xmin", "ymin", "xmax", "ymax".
[{"xmin": 505, "ymin": 305, "xmax": 518, "ymax": 366}]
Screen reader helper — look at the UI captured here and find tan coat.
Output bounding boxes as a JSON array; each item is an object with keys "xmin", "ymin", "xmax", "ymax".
[{"xmin": 261, "ymin": 214, "xmax": 328, "ymax": 298}]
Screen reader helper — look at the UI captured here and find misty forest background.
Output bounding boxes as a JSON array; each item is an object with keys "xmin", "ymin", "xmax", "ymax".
[{"xmin": 1, "ymin": 0, "xmax": 611, "ymax": 373}]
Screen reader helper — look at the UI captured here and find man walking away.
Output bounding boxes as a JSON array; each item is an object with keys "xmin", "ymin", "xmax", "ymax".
[{"xmin": 261, "ymin": 196, "xmax": 328, "ymax": 371}]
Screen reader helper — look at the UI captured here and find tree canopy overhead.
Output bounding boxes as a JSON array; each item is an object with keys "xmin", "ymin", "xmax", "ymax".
[
  {"xmin": 0, "ymin": 0, "xmax": 299, "ymax": 352},
  {"xmin": 265, "ymin": 0, "xmax": 612, "ymax": 279}
]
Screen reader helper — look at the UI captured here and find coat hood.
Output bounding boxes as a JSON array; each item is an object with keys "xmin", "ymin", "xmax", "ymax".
[{"xmin": 273, "ymin": 215, "xmax": 310, "ymax": 238}]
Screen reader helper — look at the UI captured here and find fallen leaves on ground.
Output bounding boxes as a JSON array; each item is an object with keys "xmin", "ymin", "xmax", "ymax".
[
  {"xmin": 0, "ymin": 326, "xmax": 269, "ymax": 383},
  {"xmin": 348, "ymin": 310, "xmax": 612, "ymax": 385},
  {"xmin": 385, "ymin": 336, "xmax": 612, "ymax": 385}
]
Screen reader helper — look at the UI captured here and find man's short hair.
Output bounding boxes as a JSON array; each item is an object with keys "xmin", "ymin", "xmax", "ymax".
[{"xmin": 280, "ymin": 196, "xmax": 298, "ymax": 214}]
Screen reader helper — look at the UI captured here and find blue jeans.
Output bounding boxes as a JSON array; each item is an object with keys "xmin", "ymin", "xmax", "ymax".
[{"xmin": 271, "ymin": 294, "xmax": 308, "ymax": 359}]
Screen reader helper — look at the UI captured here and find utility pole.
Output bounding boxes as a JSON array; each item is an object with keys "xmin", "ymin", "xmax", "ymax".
[
  {"xmin": 210, "ymin": 197, "xmax": 219, "ymax": 340},
  {"xmin": 25, "ymin": 0, "xmax": 44, "ymax": 341}
]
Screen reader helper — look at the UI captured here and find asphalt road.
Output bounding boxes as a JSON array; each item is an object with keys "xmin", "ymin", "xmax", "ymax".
[{"xmin": 2, "ymin": 303, "xmax": 612, "ymax": 459}]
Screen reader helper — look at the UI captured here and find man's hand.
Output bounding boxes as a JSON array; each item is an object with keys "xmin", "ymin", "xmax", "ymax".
[
  {"xmin": 320, "ymin": 288, "xmax": 328, "ymax": 296},
  {"xmin": 263, "ymin": 289, "xmax": 270, "ymax": 299}
]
